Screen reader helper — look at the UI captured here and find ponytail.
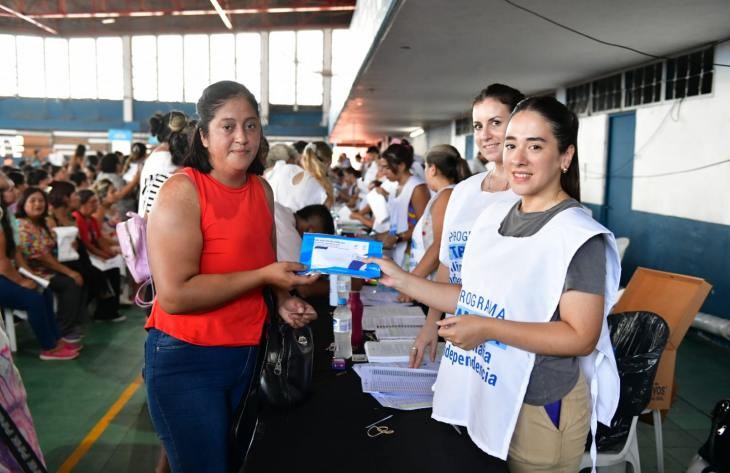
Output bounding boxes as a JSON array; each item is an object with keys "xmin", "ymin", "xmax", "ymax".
[
  {"xmin": 301, "ymin": 143, "xmax": 334, "ymax": 205},
  {"xmin": 425, "ymin": 144, "xmax": 471, "ymax": 184}
]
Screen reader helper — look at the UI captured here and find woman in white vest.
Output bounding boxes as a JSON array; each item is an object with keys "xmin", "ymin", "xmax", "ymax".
[
  {"xmin": 371, "ymin": 96, "xmax": 621, "ymax": 472},
  {"xmin": 378, "ymin": 143, "xmax": 430, "ymax": 268},
  {"xmin": 407, "ymin": 145, "xmax": 471, "ymax": 284},
  {"xmin": 410, "ymin": 84, "xmax": 524, "ymax": 366}
]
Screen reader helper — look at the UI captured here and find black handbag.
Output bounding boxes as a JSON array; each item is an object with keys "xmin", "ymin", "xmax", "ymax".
[
  {"xmin": 259, "ymin": 294, "xmax": 315, "ymax": 406},
  {"xmin": 698, "ymin": 399, "xmax": 730, "ymax": 472},
  {"xmin": 230, "ymin": 289, "xmax": 315, "ymax": 472}
]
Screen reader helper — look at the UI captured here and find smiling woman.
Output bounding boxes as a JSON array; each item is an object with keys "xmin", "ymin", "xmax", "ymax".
[{"xmin": 144, "ymin": 80, "xmax": 319, "ymax": 473}]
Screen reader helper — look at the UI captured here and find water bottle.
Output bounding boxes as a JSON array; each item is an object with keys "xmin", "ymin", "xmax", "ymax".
[
  {"xmin": 336, "ymin": 275, "xmax": 351, "ymax": 306},
  {"xmin": 329, "ymin": 274, "xmax": 339, "ymax": 307},
  {"xmin": 333, "ymin": 304, "xmax": 352, "ymax": 359},
  {"xmin": 348, "ymin": 291, "xmax": 363, "ymax": 351}
]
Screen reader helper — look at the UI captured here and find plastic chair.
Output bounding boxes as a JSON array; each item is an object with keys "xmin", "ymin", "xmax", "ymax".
[
  {"xmin": 616, "ymin": 237, "xmax": 630, "ymax": 262},
  {"xmin": 1, "ymin": 307, "xmax": 28, "ymax": 352},
  {"xmin": 580, "ymin": 311, "xmax": 669, "ymax": 472}
]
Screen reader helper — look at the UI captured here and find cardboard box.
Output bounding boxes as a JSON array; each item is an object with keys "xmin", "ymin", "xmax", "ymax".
[{"xmin": 611, "ymin": 267, "xmax": 712, "ymax": 410}]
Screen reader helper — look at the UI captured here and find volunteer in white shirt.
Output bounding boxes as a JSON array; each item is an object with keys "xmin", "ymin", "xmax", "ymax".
[
  {"xmin": 407, "ymin": 145, "xmax": 470, "ymax": 283},
  {"xmin": 409, "ymin": 84, "xmax": 524, "ymax": 366},
  {"xmin": 378, "ymin": 143, "xmax": 429, "ymax": 268},
  {"xmin": 371, "ymin": 96, "xmax": 620, "ymax": 473}
]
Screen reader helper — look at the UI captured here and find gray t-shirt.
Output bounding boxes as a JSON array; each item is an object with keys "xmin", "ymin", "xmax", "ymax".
[{"xmin": 498, "ymin": 198, "xmax": 606, "ymax": 405}]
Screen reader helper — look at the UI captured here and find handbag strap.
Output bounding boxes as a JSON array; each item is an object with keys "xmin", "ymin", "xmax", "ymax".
[{"xmin": 0, "ymin": 402, "xmax": 48, "ymax": 473}]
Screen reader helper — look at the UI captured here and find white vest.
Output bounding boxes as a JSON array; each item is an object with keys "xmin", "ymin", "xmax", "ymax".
[
  {"xmin": 438, "ymin": 172, "xmax": 519, "ymax": 284},
  {"xmin": 410, "ymin": 185, "xmax": 454, "ymax": 275},
  {"xmin": 387, "ymin": 175, "xmax": 424, "ymax": 267},
  {"xmin": 431, "ymin": 202, "xmax": 621, "ymax": 461}
]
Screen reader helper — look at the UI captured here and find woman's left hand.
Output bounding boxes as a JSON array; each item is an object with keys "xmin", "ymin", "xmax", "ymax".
[
  {"xmin": 278, "ymin": 295, "xmax": 317, "ymax": 329},
  {"xmin": 436, "ymin": 316, "xmax": 488, "ymax": 351}
]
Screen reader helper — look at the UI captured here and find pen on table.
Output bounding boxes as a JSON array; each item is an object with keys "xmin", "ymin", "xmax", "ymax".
[{"xmin": 365, "ymin": 414, "xmax": 393, "ymax": 430}]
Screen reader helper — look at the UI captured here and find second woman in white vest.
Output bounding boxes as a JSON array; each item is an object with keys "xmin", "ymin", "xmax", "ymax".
[{"xmin": 370, "ymin": 96, "xmax": 621, "ymax": 472}]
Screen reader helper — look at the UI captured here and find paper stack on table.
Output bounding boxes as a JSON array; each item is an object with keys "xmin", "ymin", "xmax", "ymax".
[
  {"xmin": 353, "ymin": 361, "xmax": 440, "ymax": 410},
  {"xmin": 375, "ymin": 326, "xmax": 423, "ymax": 340},
  {"xmin": 362, "ymin": 304, "xmax": 425, "ymax": 330},
  {"xmin": 365, "ymin": 340, "xmax": 445, "ymax": 363}
]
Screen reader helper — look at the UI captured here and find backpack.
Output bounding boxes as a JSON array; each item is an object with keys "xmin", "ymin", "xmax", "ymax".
[
  {"xmin": 116, "ymin": 211, "xmax": 154, "ymax": 308},
  {"xmin": 698, "ymin": 399, "xmax": 730, "ymax": 472}
]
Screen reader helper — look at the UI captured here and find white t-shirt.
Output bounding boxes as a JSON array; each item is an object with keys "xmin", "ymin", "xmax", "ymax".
[
  {"xmin": 438, "ymin": 172, "xmax": 519, "ymax": 284},
  {"xmin": 138, "ymin": 150, "xmax": 180, "ymax": 215},
  {"xmin": 268, "ymin": 163, "xmax": 327, "ymax": 212},
  {"xmin": 274, "ymin": 202, "xmax": 302, "ymax": 262}
]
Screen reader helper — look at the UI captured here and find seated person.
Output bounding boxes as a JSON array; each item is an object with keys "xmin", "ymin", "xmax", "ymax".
[{"xmin": 72, "ymin": 190, "xmax": 124, "ymax": 323}]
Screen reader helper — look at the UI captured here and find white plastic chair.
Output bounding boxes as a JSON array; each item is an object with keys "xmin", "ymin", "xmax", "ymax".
[
  {"xmin": 2, "ymin": 307, "xmax": 28, "ymax": 352},
  {"xmin": 579, "ymin": 415, "xmax": 641, "ymax": 472},
  {"xmin": 616, "ymin": 237, "xmax": 630, "ymax": 262}
]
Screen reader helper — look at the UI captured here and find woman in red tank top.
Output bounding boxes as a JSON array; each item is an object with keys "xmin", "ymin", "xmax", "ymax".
[{"xmin": 144, "ymin": 81, "xmax": 318, "ymax": 473}]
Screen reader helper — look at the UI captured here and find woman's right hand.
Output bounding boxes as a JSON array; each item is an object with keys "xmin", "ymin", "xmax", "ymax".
[
  {"xmin": 67, "ymin": 270, "xmax": 84, "ymax": 286},
  {"xmin": 364, "ymin": 257, "xmax": 408, "ymax": 290},
  {"xmin": 408, "ymin": 321, "xmax": 439, "ymax": 368},
  {"xmin": 261, "ymin": 262, "xmax": 319, "ymax": 291}
]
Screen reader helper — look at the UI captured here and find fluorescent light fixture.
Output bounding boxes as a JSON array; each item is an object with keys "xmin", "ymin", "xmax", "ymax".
[
  {"xmin": 409, "ymin": 128, "xmax": 425, "ymax": 138},
  {"xmin": 0, "ymin": 3, "xmax": 58, "ymax": 35},
  {"xmin": 209, "ymin": 0, "xmax": 233, "ymax": 29},
  {"xmin": 101, "ymin": 18, "xmax": 116, "ymax": 24}
]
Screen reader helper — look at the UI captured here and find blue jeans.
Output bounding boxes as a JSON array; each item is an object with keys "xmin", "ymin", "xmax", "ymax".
[
  {"xmin": 144, "ymin": 328, "xmax": 258, "ymax": 473},
  {"xmin": 0, "ymin": 276, "xmax": 60, "ymax": 350}
]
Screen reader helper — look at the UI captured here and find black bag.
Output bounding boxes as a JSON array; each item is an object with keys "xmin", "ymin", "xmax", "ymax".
[
  {"xmin": 230, "ymin": 288, "xmax": 315, "ymax": 472},
  {"xmin": 698, "ymin": 399, "xmax": 730, "ymax": 472},
  {"xmin": 259, "ymin": 295, "xmax": 314, "ymax": 406}
]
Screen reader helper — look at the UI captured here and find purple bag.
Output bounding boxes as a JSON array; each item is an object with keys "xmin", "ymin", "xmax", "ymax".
[{"xmin": 116, "ymin": 212, "xmax": 154, "ymax": 308}]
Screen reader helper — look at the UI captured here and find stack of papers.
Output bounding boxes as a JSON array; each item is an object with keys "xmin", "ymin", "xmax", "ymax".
[
  {"xmin": 353, "ymin": 361, "xmax": 440, "ymax": 410},
  {"xmin": 365, "ymin": 340, "xmax": 445, "ymax": 363},
  {"xmin": 375, "ymin": 326, "xmax": 423, "ymax": 340},
  {"xmin": 362, "ymin": 304, "xmax": 425, "ymax": 330}
]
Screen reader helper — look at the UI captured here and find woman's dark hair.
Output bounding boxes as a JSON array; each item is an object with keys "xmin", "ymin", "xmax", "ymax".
[
  {"xmin": 425, "ymin": 144, "xmax": 471, "ymax": 184},
  {"xmin": 473, "ymin": 83, "xmax": 525, "ymax": 111},
  {"xmin": 343, "ymin": 167, "xmax": 361, "ymax": 179},
  {"xmin": 1, "ymin": 201, "xmax": 14, "ymax": 258},
  {"xmin": 511, "ymin": 96, "xmax": 581, "ymax": 201},
  {"xmin": 185, "ymin": 80, "xmax": 264, "ymax": 176},
  {"xmin": 131, "ymin": 142, "xmax": 147, "ymax": 160},
  {"xmin": 7, "ymin": 171, "xmax": 24, "ymax": 187},
  {"xmin": 27, "ymin": 169, "xmax": 49, "ymax": 187},
  {"xmin": 15, "ymin": 187, "xmax": 49, "ymax": 223},
  {"xmin": 77, "ymin": 189, "xmax": 96, "ymax": 205},
  {"xmin": 86, "ymin": 154, "xmax": 99, "ymax": 168},
  {"xmin": 149, "ymin": 111, "xmax": 188, "ymax": 144},
  {"xmin": 366, "ymin": 146, "xmax": 380, "ymax": 155},
  {"xmin": 169, "ymin": 121, "xmax": 194, "ymax": 167},
  {"xmin": 69, "ymin": 171, "xmax": 87, "ymax": 187},
  {"xmin": 74, "ymin": 144, "xmax": 86, "ymax": 158},
  {"xmin": 47, "ymin": 180, "xmax": 76, "ymax": 208},
  {"xmin": 100, "ymin": 153, "xmax": 119, "ymax": 173},
  {"xmin": 296, "ymin": 204, "xmax": 335, "ymax": 235},
  {"xmin": 381, "ymin": 143, "xmax": 414, "ymax": 173}
]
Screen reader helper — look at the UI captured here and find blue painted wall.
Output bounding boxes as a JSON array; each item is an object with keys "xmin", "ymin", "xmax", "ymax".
[
  {"xmin": 585, "ymin": 202, "xmax": 728, "ymax": 318},
  {"xmin": 0, "ymin": 97, "xmax": 326, "ymax": 137}
]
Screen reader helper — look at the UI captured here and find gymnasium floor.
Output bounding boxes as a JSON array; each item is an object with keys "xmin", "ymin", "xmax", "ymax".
[{"xmin": 10, "ymin": 305, "xmax": 729, "ymax": 472}]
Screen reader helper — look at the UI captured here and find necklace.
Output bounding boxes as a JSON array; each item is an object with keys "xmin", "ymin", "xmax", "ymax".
[{"xmin": 484, "ymin": 170, "xmax": 508, "ymax": 192}]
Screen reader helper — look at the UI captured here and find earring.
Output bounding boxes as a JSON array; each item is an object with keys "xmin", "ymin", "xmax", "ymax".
[{"xmin": 561, "ymin": 167, "xmax": 568, "ymax": 174}]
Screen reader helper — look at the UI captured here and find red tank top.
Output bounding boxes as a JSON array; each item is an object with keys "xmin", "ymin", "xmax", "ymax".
[{"xmin": 145, "ymin": 168, "xmax": 275, "ymax": 346}]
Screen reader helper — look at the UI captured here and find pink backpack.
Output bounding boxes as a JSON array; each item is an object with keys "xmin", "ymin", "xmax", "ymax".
[{"xmin": 116, "ymin": 212, "xmax": 154, "ymax": 308}]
